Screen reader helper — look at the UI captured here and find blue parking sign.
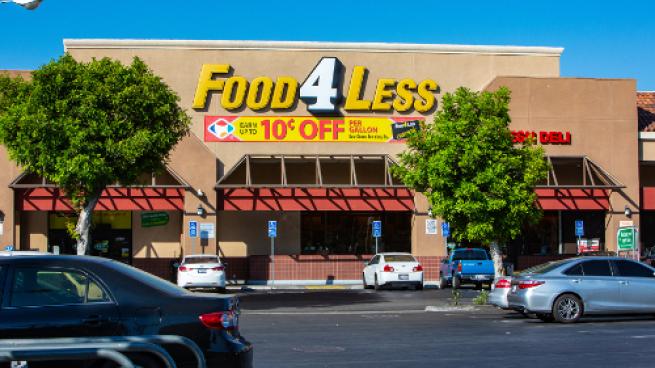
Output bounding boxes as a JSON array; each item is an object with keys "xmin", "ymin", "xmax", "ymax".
[
  {"xmin": 575, "ymin": 220, "xmax": 584, "ymax": 237},
  {"xmin": 189, "ymin": 221, "xmax": 198, "ymax": 238},
  {"xmin": 268, "ymin": 220, "xmax": 277, "ymax": 238},
  {"xmin": 372, "ymin": 221, "xmax": 382, "ymax": 238},
  {"xmin": 442, "ymin": 222, "xmax": 450, "ymax": 238}
]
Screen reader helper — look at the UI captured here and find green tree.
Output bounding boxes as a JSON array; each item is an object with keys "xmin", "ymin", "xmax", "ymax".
[
  {"xmin": 0, "ymin": 54, "xmax": 190, "ymax": 255},
  {"xmin": 393, "ymin": 87, "xmax": 549, "ymax": 276}
]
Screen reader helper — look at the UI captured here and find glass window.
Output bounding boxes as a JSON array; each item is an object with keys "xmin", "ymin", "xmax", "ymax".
[
  {"xmin": 522, "ymin": 260, "xmax": 571, "ymax": 274},
  {"xmin": 384, "ymin": 255, "xmax": 416, "ymax": 263},
  {"xmin": 369, "ymin": 255, "xmax": 380, "ymax": 265},
  {"xmin": 452, "ymin": 249, "xmax": 489, "ymax": 261},
  {"xmin": 581, "ymin": 260, "xmax": 612, "ymax": 276},
  {"xmin": 564, "ymin": 263, "xmax": 584, "ymax": 276},
  {"xmin": 183, "ymin": 256, "xmax": 219, "ymax": 264},
  {"xmin": 614, "ymin": 260, "xmax": 654, "ymax": 278},
  {"xmin": 106, "ymin": 260, "xmax": 188, "ymax": 295},
  {"xmin": 87, "ymin": 280, "xmax": 111, "ymax": 303},
  {"xmin": 11, "ymin": 268, "xmax": 87, "ymax": 307}
]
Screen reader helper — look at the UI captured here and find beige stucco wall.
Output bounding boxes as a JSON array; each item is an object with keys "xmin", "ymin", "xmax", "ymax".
[
  {"xmin": 217, "ymin": 211, "xmax": 301, "ymax": 256},
  {"xmin": 21, "ymin": 211, "xmax": 47, "ymax": 252},
  {"xmin": 486, "ymin": 77, "xmax": 639, "ymax": 251},
  {"xmin": 132, "ymin": 211, "xmax": 182, "ymax": 258}
]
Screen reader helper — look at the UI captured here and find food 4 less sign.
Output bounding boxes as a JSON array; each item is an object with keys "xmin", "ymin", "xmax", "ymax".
[{"xmin": 193, "ymin": 57, "xmax": 436, "ymax": 143}]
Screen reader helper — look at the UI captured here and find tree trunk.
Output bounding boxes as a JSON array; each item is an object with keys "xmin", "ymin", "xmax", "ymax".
[
  {"xmin": 75, "ymin": 194, "xmax": 100, "ymax": 255},
  {"xmin": 489, "ymin": 241, "xmax": 504, "ymax": 278}
]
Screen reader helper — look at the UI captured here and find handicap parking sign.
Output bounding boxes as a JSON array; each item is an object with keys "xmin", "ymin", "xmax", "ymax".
[
  {"xmin": 372, "ymin": 221, "xmax": 382, "ymax": 238},
  {"xmin": 442, "ymin": 222, "xmax": 450, "ymax": 238},
  {"xmin": 268, "ymin": 221, "xmax": 277, "ymax": 238}
]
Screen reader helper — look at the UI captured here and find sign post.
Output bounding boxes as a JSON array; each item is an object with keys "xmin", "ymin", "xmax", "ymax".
[
  {"xmin": 575, "ymin": 220, "xmax": 584, "ymax": 253},
  {"xmin": 188, "ymin": 221, "xmax": 198, "ymax": 254},
  {"xmin": 268, "ymin": 221, "xmax": 277, "ymax": 288},
  {"xmin": 372, "ymin": 221, "xmax": 382, "ymax": 253},
  {"xmin": 442, "ymin": 222, "xmax": 450, "ymax": 254}
]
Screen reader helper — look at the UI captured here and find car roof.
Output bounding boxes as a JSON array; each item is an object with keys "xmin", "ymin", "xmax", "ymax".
[
  {"xmin": 0, "ymin": 251, "xmax": 51, "ymax": 256},
  {"xmin": 0, "ymin": 254, "xmax": 113, "ymax": 265}
]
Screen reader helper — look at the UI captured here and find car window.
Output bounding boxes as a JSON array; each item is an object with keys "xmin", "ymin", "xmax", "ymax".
[
  {"xmin": 107, "ymin": 260, "xmax": 188, "ymax": 295},
  {"xmin": 384, "ymin": 255, "xmax": 416, "ymax": 263},
  {"xmin": 564, "ymin": 263, "xmax": 584, "ymax": 276},
  {"xmin": 581, "ymin": 260, "xmax": 612, "ymax": 276},
  {"xmin": 87, "ymin": 279, "xmax": 111, "ymax": 303},
  {"xmin": 369, "ymin": 256, "xmax": 380, "ymax": 265},
  {"xmin": 183, "ymin": 256, "xmax": 219, "ymax": 264},
  {"xmin": 11, "ymin": 268, "xmax": 86, "ymax": 307},
  {"xmin": 452, "ymin": 250, "xmax": 489, "ymax": 261},
  {"xmin": 522, "ymin": 260, "xmax": 571, "ymax": 275},
  {"xmin": 613, "ymin": 260, "xmax": 654, "ymax": 278}
]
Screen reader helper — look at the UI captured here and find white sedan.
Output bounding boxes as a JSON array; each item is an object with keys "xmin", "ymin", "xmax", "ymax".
[
  {"xmin": 176, "ymin": 254, "xmax": 226, "ymax": 291},
  {"xmin": 363, "ymin": 253, "xmax": 423, "ymax": 290}
]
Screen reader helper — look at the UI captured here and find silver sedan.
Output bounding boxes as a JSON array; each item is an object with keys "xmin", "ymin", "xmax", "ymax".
[{"xmin": 507, "ymin": 257, "xmax": 655, "ymax": 323}]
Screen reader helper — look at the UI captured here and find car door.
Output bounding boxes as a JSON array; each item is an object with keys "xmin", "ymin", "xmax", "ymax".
[
  {"xmin": 611, "ymin": 260, "xmax": 655, "ymax": 312},
  {"xmin": 364, "ymin": 256, "xmax": 380, "ymax": 285},
  {"xmin": 576, "ymin": 260, "xmax": 621, "ymax": 312},
  {"xmin": 0, "ymin": 265, "xmax": 122, "ymax": 338}
]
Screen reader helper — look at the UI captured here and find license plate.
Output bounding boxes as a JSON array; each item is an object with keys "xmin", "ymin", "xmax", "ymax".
[
  {"xmin": 473, "ymin": 275, "xmax": 487, "ymax": 280},
  {"xmin": 399, "ymin": 274, "xmax": 409, "ymax": 281},
  {"xmin": 197, "ymin": 269, "xmax": 207, "ymax": 274}
]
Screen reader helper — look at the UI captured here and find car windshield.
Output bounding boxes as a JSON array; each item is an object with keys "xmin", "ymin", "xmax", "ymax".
[
  {"xmin": 107, "ymin": 260, "xmax": 188, "ymax": 295},
  {"xmin": 521, "ymin": 259, "xmax": 571, "ymax": 275},
  {"xmin": 184, "ymin": 256, "xmax": 220, "ymax": 264},
  {"xmin": 452, "ymin": 249, "xmax": 489, "ymax": 261},
  {"xmin": 384, "ymin": 255, "xmax": 416, "ymax": 263}
]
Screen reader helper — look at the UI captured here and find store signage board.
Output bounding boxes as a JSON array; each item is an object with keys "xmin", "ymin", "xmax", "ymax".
[
  {"xmin": 189, "ymin": 221, "xmax": 198, "ymax": 238},
  {"xmin": 268, "ymin": 220, "xmax": 277, "ymax": 238},
  {"xmin": 372, "ymin": 221, "xmax": 382, "ymax": 238},
  {"xmin": 575, "ymin": 220, "xmax": 584, "ymax": 237},
  {"xmin": 617, "ymin": 227, "xmax": 636, "ymax": 250},
  {"xmin": 425, "ymin": 219, "xmax": 438, "ymax": 235},
  {"xmin": 204, "ymin": 116, "xmax": 422, "ymax": 143},
  {"xmin": 442, "ymin": 222, "xmax": 450, "ymax": 238},
  {"xmin": 619, "ymin": 220, "xmax": 634, "ymax": 227},
  {"xmin": 200, "ymin": 223, "xmax": 215, "ymax": 239},
  {"xmin": 141, "ymin": 212, "xmax": 169, "ymax": 228},
  {"xmin": 193, "ymin": 58, "xmax": 438, "ymax": 114}
]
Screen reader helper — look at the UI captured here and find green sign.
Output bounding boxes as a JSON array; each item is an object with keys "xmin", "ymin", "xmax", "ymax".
[
  {"xmin": 141, "ymin": 212, "xmax": 169, "ymax": 228},
  {"xmin": 617, "ymin": 227, "xmax": 636, "ymax": 250}
]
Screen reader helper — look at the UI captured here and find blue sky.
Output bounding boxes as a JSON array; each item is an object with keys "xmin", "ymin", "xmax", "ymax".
[{"xmin": 1, "ymin": 1, "xmax": 653, "ymax": 90}]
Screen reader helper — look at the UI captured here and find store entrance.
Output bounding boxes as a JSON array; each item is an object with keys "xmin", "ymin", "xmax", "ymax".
[{"xmin": 48, "ymin": 211, "xmax": 133, "ymax": 264}]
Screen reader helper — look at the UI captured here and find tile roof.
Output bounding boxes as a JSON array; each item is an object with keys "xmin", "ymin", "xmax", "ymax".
[{"xmin": 638, "ymin": 92, "xmax": 655, "ymax": 132}]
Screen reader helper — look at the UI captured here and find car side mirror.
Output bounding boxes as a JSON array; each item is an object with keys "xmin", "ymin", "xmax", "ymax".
[
  {"xmin": 363, "ymin": 261, "xmax": 369, "ymax": 266},
  {"xmin": 223, "ymin": 262, "xmax": 229, "ymax": 267}
]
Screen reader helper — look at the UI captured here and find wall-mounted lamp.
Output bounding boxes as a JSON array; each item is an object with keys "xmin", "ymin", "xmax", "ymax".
[
  {"xmin": 624, "ymin": 205, "xmax": 632, "ymax": 218},
  {"xmin": 428, "ymin": 208, "xmax": 433, "ymax": 218},
  {"xmin": 196, "ymin": 188, "xmax": 205, "ymax": 197},
  {"xmin": 196, "ymin": 204, "xmax": 206, "ymax": 217}
]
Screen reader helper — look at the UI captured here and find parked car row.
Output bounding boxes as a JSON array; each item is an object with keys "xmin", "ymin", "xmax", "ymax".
[{"xmin": 489, "ymin": 256, "xmax": 655, "ymax": 323}]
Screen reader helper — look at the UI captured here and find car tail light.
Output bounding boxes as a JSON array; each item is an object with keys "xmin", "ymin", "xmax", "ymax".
[
  {"xmin": 457, "ymin": 263, "xmax": 462, "ymax": 272},
  {"xmin": 518, "ymin": 280, "xmax": 545, "ymax": 289},
  {"xmin": 413, "ymin": 264, "xmax": 423, "ymax": 272},
  {"xmin": 178, "ymin": 266, "xmax": 188, "ymax": 272},
  {"xmin": 212, "ymin": 266, "xmax": 225, "ymax": 271},
  {"xmin": 383, "ymin": 264, "xmax": 395, "ymax": 272},
  {"xmin": 199, "ymin": 311, "xmax": 238, "ymax": 330},
  {"xmin": 495, "ymin": 279, "xmax": 511, "ymax": 289}
]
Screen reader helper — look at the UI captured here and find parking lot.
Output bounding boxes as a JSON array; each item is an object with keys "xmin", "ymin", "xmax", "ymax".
[{"xmin": 238, "ymin": 288, "xmax": 655, "ymax": 368}]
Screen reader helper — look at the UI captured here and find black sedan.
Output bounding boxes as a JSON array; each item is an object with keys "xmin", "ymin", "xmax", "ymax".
[{"xmin": 0, "ymin": 255, "xmax": 253, "ymax": 367}]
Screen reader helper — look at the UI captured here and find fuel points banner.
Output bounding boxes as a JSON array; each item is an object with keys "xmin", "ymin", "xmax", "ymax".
[{"xmin": 204, "ymin": 116, "xmax": 423, "ymax": 143}]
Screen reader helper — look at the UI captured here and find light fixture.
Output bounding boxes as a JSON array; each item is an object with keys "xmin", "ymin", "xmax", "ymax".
[
  {"xmin": 1, "ymin": 0, "xmax": 43, "ymax": 10},
  {"xmin": 196, "ymin": 204, "xmax": 206, "ymax": 217},
  {"xmin": 196, "ymin": 188, "xmax": 205, "ymax": 197},
  {"xmin": 428, "ymin": 208, "xmax": 433, "ymax": 218},
  {"xmin": 624, "ymin": 205, "xmax": 632, "ymax": 218}
]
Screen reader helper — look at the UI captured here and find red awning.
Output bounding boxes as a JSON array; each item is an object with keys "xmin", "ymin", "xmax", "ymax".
[
  {"xmin": 11, "ymin": 168, "xmax": 189, "ymax": 212},
  {"xmin": 220, "ymin": 188, "xmax": 414, "ymax": 211}
]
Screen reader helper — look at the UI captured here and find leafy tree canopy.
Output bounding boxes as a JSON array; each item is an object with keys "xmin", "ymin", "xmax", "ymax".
[
  {"xmin": 0, "ymin": 54, "xmax": 190, "ymax": 207},
  {"xmin": 394, "ymin": 87, "xmax": 549, "ymax": 244}
]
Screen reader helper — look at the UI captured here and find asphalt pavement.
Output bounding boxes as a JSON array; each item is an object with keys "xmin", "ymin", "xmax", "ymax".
[{"xmin": 237, "ymin": 288, "xmax": 655, "ymax": 368}]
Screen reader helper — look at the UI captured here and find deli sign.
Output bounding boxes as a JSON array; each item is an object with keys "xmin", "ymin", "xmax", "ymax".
[
  {"xmin": 512, "ymin": 130, "xmax": 572, "ymax": 145},
  {"xmin": 193, "ymin": 57, "xmax": 438, "ymax": 114}
]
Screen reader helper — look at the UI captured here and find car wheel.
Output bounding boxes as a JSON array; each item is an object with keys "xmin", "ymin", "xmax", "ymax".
[
  {"xmin": 536, "ymin": 313, "xmax": 554, "ymax": 322},
  {"xmin": 374, "ymin": 274, "xmax": 382, "ymax": 290},
  {"xmin": 452, "ymin": 275, "xmax": 461, "ymax": 289},
  {"xmin": 552, "ymin": 294, "xmax": 583, "ymax": 323},
  {"xmin": 438, "ymin": 274, "xmax": 448, "ymax": 289}
]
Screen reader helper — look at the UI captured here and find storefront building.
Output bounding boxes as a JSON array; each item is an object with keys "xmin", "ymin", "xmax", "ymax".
[{"xmin": 0, "ymin": 40, "xmax": 642, "ymax": 284}]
